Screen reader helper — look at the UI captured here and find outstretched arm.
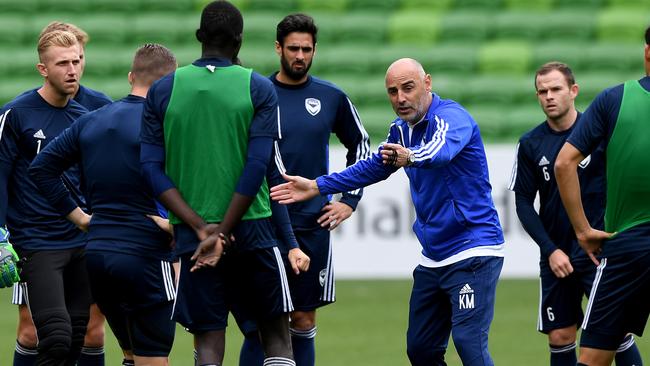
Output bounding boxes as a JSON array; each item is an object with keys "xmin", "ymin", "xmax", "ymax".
[{"xmin": 270, "ymin": 173, "xmax": 321, "ymax": 205}]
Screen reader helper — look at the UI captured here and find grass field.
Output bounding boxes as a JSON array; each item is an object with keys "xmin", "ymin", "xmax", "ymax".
[{"xmin": 0, "ymin": 279, "xmax": 647, "ymax": 365}]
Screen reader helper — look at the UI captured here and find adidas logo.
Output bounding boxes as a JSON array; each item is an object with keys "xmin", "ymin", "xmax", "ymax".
[
  {"xmin": 538, "ymin": 156, "xmax": 550, "ymax": 166},
  {"xmin": 459, "ymin": 284, "xmax": 474, "ymax": 295},
  {"xmin": 33, "ymin": 129, "xmax": 46, "ymax": 139}
]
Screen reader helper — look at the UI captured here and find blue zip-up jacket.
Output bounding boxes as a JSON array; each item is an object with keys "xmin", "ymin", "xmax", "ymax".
[{"xmin": 317, "ymin": 93, "xmax": 504, "ymax": 262}]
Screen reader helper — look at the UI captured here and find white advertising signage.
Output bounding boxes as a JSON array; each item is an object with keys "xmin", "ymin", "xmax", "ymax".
[{"xmin": 326, "ymin": 144, "xmax": 540, "ymax": 279}]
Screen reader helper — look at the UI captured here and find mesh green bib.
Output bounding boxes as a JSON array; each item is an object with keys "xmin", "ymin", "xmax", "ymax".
[
  {"xmin": 605, "ymin": 80, "xmax": 650, "ymax": 233},
  {"xmin": 163, "ymin": 64, "xmax": 271, "ymax": 224}
]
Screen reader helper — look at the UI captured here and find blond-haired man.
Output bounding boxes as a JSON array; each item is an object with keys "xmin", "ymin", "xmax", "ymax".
[
  {"xmin": 0, "ymin": 30, "xmax": 91, "ymax": 365},
  {"xmin": 10, "ymin": 22, "xmax": 112, "ymax": 366}
]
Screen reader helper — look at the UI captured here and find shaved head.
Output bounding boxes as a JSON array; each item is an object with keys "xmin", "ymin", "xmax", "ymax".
[
  {"xmin": 385, "ymin": 58, "xmax": 432, "ymax": 124},
  {"xmin": 386, "ymin": 58, "xmax": 425, "ymax": 80}
]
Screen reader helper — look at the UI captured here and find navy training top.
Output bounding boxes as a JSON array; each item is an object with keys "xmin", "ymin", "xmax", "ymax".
[
  {"xmin": 509, "ymin": 113, "xmax": 606, "ymax": 263},
  {"xmin": 0, "ymin": 90, "xmax": 88, "ymax": 250},
  {"xmin": 29, "ymin": 95, "xmax": 173, "ymax": 260},
  {"xmin": 271, "ymin": 73, "xmax": 371, "ymax": 229}
]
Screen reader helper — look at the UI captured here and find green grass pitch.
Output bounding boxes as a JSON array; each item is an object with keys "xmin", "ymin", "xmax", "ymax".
[{"xmin": 0, "ymin": 279, "xmax": 647, "ymax": 364}]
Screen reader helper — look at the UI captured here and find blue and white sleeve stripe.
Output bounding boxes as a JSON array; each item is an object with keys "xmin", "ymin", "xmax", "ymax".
[
  {"xmin": 507, "ymin": 143, "xmax": 520, "ymax": 191},
  {"xmin": 412, "ymin": 115, "xmax": 449, "ymax": 163},
  {"xmin": 346, "ymin": 98, "xmax": 370, "ymax": 196},
  {"xmin": 0, "ymin": 109, "xmax": 10, "ymax": 143}
]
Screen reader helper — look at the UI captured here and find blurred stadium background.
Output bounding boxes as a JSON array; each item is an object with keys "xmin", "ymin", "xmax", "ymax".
[
  {"xmin": 1, "ymin": 0, "xmax": 648, "ymax": 142},
  {"xmin": 0, "ymin": 0, "xmax": 649, "ymax": 364}
]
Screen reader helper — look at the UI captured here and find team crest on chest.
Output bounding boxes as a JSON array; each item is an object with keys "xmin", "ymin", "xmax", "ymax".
[{"xmin": 305, "ymin": 98, "xmax": 321, "ymax": 116}]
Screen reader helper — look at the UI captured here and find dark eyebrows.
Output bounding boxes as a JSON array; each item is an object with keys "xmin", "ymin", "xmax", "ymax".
[
  {"xmin": 286, "ymin": 45, "xmax": 313, "ymax": 52},
  {"xmin": 401, "ymin": 80, "xmax": 415, "ymax": 88}
]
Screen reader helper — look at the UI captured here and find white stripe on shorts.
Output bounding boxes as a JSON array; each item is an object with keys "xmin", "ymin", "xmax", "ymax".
[
  {"xmin": 537, "ymin": 277, "xmax": 543, "ymax": 332},
  {"xmin": 170, "ymin": 259, "xmax": 182, "ymax": 319},
  {"xmin": 320, "ymin": 237, "xmax": 335, "ymax": 303},
  {"xmin": 582, "ymin": 258, "xmax": 607, "ymax": 330},
  {"xmin": 272, "ymin": 247, "xmax": 293, "ymax": 313},
  {"xmin": 161, "ymin": 261, "xmax": 175, "ymax": 301}
]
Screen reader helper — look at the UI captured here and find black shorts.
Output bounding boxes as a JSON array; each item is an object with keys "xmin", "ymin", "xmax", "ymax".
[
  {"xmin": 580, "ymin": 246, "xmax": 650, "ymax": 350},
  {"xmin": 288, "ymin": 227, "xmax": 335, "ymax": 311},
  {"xmin": 15, "ymin": 246, "xmax": 92, "ymax": 337},
  {"xmin": 537, "ymin": 259, "xmax": 595, "ymax": 333},
  {"xmin": 85, "ymin": 250, "xmax": 176, "ymax": 356},
  {"xmin": 173, "ymin": 246, "xmax": 293, "ymax": 334}
]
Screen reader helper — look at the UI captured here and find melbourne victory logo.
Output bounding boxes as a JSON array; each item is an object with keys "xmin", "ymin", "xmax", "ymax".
[{"xmin": 305, "ymin": 98, "xmax": 321, "ymax": 116}]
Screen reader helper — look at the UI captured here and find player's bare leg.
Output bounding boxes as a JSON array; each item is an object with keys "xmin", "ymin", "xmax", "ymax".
[
  {"xmin": 122, "ymin": 350, "xmax": 134, "ymax": 365},
  {"xmin": 14, "ymin": 304, "xmax": 38, "ymax": 364},
  {"xmin": 579, "ymin": 347, "xmax": 615, "ymax": 366},
  {"xmin": 194, "ymin": 330, "xmax": 225, "ymax": 366},
  {"xmin": 134, "ymin": 356, "xmax": 169, "ymax": 366},
  {"xmin": 290, "ymin": 311, "xmax": 315, "ymax": 333},
  {"xmin": 84, "ymin": 304, "xmax": 106, "ymax": 347},
  {"xmin": 259, "ymin": 313, "xmax": 293, "ymax": 361},
  {"xmin": 78, "ymin": 304, "xmax": 106, "ymax": 365},
  {"xmin": 548, "ymin": 326, "xmax": 577, "ymax": 365},
  {"xmin": 17, "ymin": 304, "xmax": 37, "ymax": 348}
]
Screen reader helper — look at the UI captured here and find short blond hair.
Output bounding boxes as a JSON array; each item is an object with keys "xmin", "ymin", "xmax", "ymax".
[
  {"xmin": 39, "ymin": 21, "xmax": 89, "ymax": 47},
  {"xmin": 37, "ymin": 30, "xmax": 79, "ymax": 61}
]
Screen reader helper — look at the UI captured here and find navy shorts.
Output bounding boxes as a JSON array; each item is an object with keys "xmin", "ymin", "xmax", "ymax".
[
  {"xmin": 406, "ymin": 256, "xmax": 503, "ymax": 366},
  {"xmin": 288, "ymin": 227, "xmax": 335, "ymax": 311},
  {"xmin": 85, "ymin": 251, "xmax": 176, "ymax": 357},
  {"xmin": 580, "ymin": 243, "xmax": 650, "ymax": 350},
  {"xmin": 174, "ymin": 246, "xmax": 293, "ymax": 334},
  {"xmin": 537, "ymin": 259, "xmax": 595, "ymax": 333}
]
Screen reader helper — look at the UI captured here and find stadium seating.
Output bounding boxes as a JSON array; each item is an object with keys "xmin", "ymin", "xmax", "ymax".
[
  {"xmin": 74, "ymin": 15, "xmax": 130, "ymax": 45},
  {"xmin": 1, "ymin": 0, "xmax": 648, "ymax": 143},
  {"xmin": 493, "ymin": 12, "xmax": 548, "ymax": 40},
  {"xmin": 584, "ymin": 43, "xmax": 644, "ymax": 73},
  {"xmin": 478, "ymin": 41, "xmax": 532, "ymax": 75},
  {"xmin": 297, "ymin": 0, "xmax": 347, "ymax": 12},
  {"xmin": 346, "ymin": 0, "xmax": 401, "ymax": 11},
  {"xmin": 532, "ymin": 42, "xmax": 587, "ymax": 71},
  {"xmin": 596, "ymin": 8, "xmax": 650, "ymax": 42},
  {"xmin": 244, "ymin": 0, "xmax": 296, "ymax": 12},
  {"xmin": 504, "ymin": 0, "xmax": 553, "ymax": 11},
  {"xmin": 0, "ymin": 16, "xmax": 30, "ymax": 46},
  {"xmin": 242, "ymin": 12, "xmax": 284, "ymax": 45},
  {"xmin": 542, "ymin": 11, "xmax": 596, "ymax": 41},
  {"xmin": 454, "ymin": 0, "xmax": 503, "ymax": 10},
  {"xmin": 0, "ymin": 0, "xmax": 39, "ymax": 14},
  {"xmin": 438, "ymin": 12, "xmax": 490, "ymax": 44},
  {"xmin": 316, "ymin": 13, "xmax": 387, "ymax": 45},
  {"xmin": 555, "ymin": 0, "xmax": 604, "ymax": 8},
  {"xmin": 133, "ymin": 14, "xmax": 198, "ymax": 45},
  {"xmin": 387, "ymin": 12, "xmax": 441, "ymax": 45},
  {"xmin": 400, "ymin": 0, "xmax": 452, "ymax": 11}
]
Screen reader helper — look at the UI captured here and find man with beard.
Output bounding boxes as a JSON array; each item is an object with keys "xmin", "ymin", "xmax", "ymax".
[
  {"xmin": 509, "ymin": 62, "xmax": 642, "ymax": 366},
  {"xmin": 236, "ymin": 13, "xmax": 371, "ymax": 366},
  {"xmin": 270, "ymin": 58, "xmax": 505, "ymax": 366}
]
